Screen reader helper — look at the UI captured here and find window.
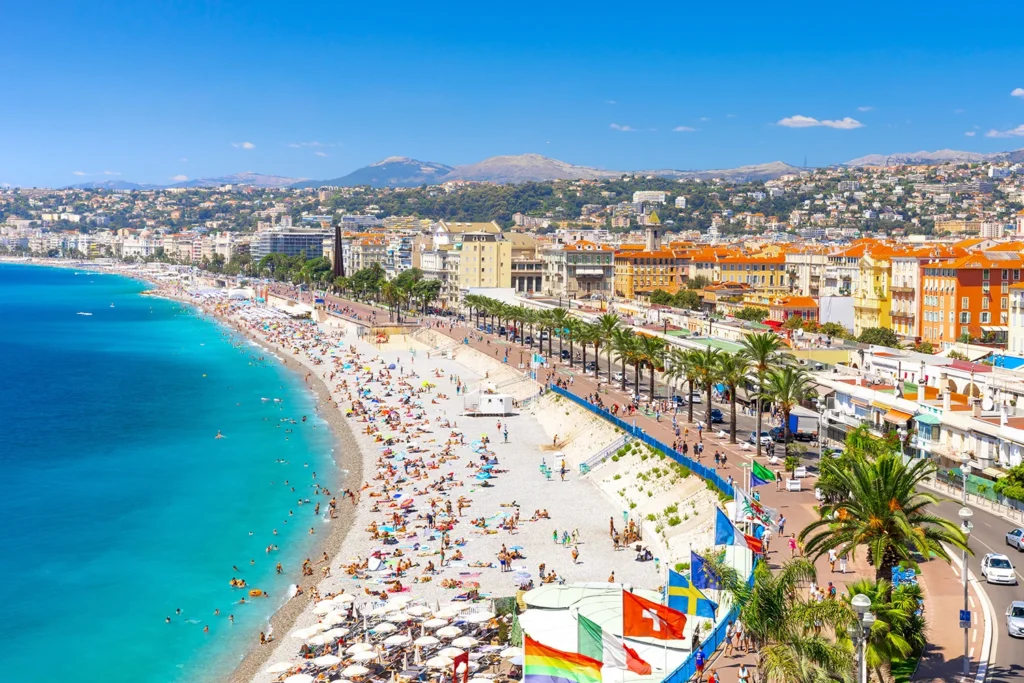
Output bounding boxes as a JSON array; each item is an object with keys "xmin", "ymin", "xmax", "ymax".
[
  {"xmin": 1002, "ymin": 312, "xmax": 1009, "ymax": 324},
  {"xmin": 981, "ymin": 312, "xmax": 991, "ymax": 324},
  {"xmin": 1003, "ymin": 297, "xmax": 1009, "ymax": 309},
  {"xmin": 983, "ymin": 298, "xmax": 989, "ymax": 310},
  {"xmin": 960, "ymin": 312, "xmax": 971, "ymax": 324},
  {"xmin": 961, "ymin": 297, "xmax": 969, "ymax": 308},
  {"xmin": 961, "ymin": 325, "xmax": 970, "ymax": 336},
  {"xmin": 983, "ymin": 269, "xmax": 990, "ymax": 281},
  {"xmin": 1004, "ymin": 270, "xmax": 1009, "ymax": 280}
]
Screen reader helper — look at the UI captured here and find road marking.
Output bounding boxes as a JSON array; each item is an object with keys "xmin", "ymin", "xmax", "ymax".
[
  {"xmin": 971, "ymin": 596, "xmax": 977, "ymax": 609},
  {"xmin": 974, "ymin": 628, "xmax": 978, "ymax": 643}
]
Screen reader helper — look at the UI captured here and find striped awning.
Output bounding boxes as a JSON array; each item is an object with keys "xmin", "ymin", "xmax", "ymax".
[
  {"xmin": 913, "ymin": 413, "xmax": 941, "ymax": 425},
  {"xmin": 883, "ymin": 409, "xmax": 914, "ymax": 424},
  {"xmin": 871, "ymin": 400, "xmax": 891, "ymax": 410}
]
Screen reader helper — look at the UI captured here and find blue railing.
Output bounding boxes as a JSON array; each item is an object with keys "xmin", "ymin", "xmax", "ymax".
[
  {"xmin": 549, "ymin": 385, "xmax": 735, "ymax": 499},
  {"xmin": 550, "ymin": 384, "xmax": 748, "ymax": 682}
]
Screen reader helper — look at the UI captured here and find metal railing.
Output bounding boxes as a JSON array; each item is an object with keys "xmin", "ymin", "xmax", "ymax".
[{"xmin": 581, "ymin": 434, "xmax": 632, "ymax": 472}]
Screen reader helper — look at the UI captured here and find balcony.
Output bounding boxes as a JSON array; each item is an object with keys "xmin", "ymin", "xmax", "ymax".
[
  {"xmin": 891, "ymin": 285, "xmax": 915, "ymax": 294},
  {"xmin": 891, "ymin": 310, "xmax": 915, "ymax": 320}
]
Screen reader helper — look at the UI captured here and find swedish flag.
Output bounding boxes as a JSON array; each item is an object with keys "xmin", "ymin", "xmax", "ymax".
[{"xmin": 666, "ymin": 569, "xmax": 718, "ymax": 619}]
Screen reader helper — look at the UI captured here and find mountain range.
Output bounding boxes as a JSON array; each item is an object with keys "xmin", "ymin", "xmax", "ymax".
[{"xmin": 62, "ymin": 147, "xmax": 1024, "ymax": 191}]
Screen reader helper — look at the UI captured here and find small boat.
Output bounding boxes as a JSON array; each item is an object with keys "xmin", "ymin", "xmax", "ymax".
[
  {"xmin": 76, "ymin": 312, "xmax": 92, "ymax": 316},
  {"xmin": 110, "ymin": 303, "xmax": 115, "ymax": 308}
]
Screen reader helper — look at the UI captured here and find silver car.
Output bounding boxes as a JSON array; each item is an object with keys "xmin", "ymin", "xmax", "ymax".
[
  {"xmin": 1007, "ymin": 601, "xmax": 1024, "ymax": 638},
  {"xmin": 1006, "ymin": 528, "xmax": 1024, "ymax": 551}
]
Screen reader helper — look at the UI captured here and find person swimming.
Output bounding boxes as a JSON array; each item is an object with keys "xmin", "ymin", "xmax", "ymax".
[{"xmin": 215, "ymin": 430, "xmax": 225, "ymax": 439}]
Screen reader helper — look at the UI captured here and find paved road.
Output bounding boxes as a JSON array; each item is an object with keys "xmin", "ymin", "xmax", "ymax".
[{"xmin": 933, "ymin": 493, "xmax": 1024, "ymax": 683}]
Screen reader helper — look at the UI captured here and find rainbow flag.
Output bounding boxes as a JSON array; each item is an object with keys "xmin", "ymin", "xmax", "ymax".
[{"xmin": 524, "ymin": 634, "xmax": 603, "ymax": 683}]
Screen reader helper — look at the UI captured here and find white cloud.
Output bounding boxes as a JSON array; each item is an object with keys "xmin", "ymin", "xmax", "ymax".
[
  {"xmin": 1011, "ymin": 88, "xmax": 1024, "ymax": 98},
  {"xmin": 102, "ymin": 170, "xmax": 120, "ymax": 176},
  {"xmin": 985, "ymin": 124, "xmax": 1024, "ymax": 138},
  {"xmin": 672, "ymin": 126, "xmax": 698, "ymax": 133},
  {"xmin": 72, "ymin": 171, "xmax": 87, "ymax": 176},
  {"xmin": 857, "ymin": 106, "xmax": 874, "ymax": 112},
  {"xmin": 606, "ymin": 100, "xmax": 617, "ymax": 105},
  {"xmin": 726, "ymin": 113, "xmax": 737, "ymax": 118},
  {"xmin": 609, "ymin": 123, "xmax": 635, "ymax": 131},
  {"xmin": 231, "ymin": 141, "xmax": 256, "ymax": 149},
  {"xmin": 777, "ymin": 115, "xmax": 864, "ymax": 129},
  {"xmin": 289, "ymin": 141, "xmax": 325, "ymax": 148},
  {"xmin": 170, "ymin": 174, "xmax": 189, "ymax": 182},
  {"xmin": 699, "ymin": 117, "xmax": 711, "ymax": 122},
  {"xmin": 965, "ymin": 131, "xmax": 976, "ymax": 137},
  {"xmin": 313, "ymin": 151, "xmax": 329, "ymax": 157}
]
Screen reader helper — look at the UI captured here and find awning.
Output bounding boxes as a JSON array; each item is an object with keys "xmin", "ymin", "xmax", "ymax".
[
  {"xmin": 913, "ymin": 413, "xmax": 941, "ymax": 425},
  {"xmin": 851, "ymin": 398, "xmax": 869, "ymax": 407},
  {"xmin": 883, "ymin": 409, "xmax": 914, "ymax": 424},
  {"xmin": 981, "ymin": 467, "xmax": 1008, "ymax": 480},
  {"xmin": 871, "ymin": 400, "xmax": 891, "ymax": 410},
  {"xmin": 812, "ymin": 383, "xmax": 836, "ymax": 398},
  {"xmin": 981, "ymin": 326, "xmax": 1009, "ymax": 333}
]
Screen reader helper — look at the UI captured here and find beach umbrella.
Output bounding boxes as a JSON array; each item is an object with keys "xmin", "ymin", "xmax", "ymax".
[
  {"xmin": 322, "ymin": 627, "xmax": 350, "ymax": 639},
  {"xmin": 342, "ymin": 665, "xmax": 370, "ymax": 678},
  {"xmin": 414, "ymin": 634, "xmax": 440, "ymax": 647},
  {"xmin": 434, "ymin": 608, "xmax": 460, "ymax": 619},
  {"xmin": 291, "ymin": 625, "xmax": 324, "ymax": 639},
  {"xmin": 469, "ymin": 677, "xmax": 494, "ymax": 683},
  {"xmin": 314, "ymin": 601, "xmax": 337, "ymax": 615},
  {"xmin": 351, "ymin": 651, "xmax": 377, "ymax": 663},
  {"xmin": 313, "ymin": 654, "xmax": 342, "ymax": 667},
  {"xmin": 335, "ymin": 593, "xmax": 355, "ymax": 604},
  {"xmin": 406, "ymin": 605, "xmax": 432, "ymax": 617},
  {"xmin": 451, "ymin": 636, "xmax": 479, "ymax": 649},
  {"xmin": 436, "ymin": 626, "xmax": 462, "ymax": 639},
  {"xmin": 384, "ymin": 634, "xmax": 411, "ymax": 647},
  {"xmin": 390, "ymin": 611, "xmax": 413, "ymax": 622},
  {"xmin": 422, "ymin": 618, "xmax": 447, "ymax": 629},
  {"xmin": 322, "ymin": 611, "xmax": 347, "ymax": 627},
  {"xmin": 308, "ymin": 634, "xmax": 333, "ymax": 646},
  {"xmin": 331, "ymin": 679, "xmax": 352, "ymax": 683},
  {"xmin": 347, "ymin": 643, "xmax": 374, "ymax": 654},
  {"xmin": 368, "ymin": 606, "xmax": 390, "ymax": 617},
  {"xmin": 372, "ymin": 622, "xmax": 397, "ymax": 634},
  {"xmin": 464, "ymin": 611, "xmax": 494, "ymax": 624},
  {"xmin": 285, "ymin": 675, "xmax": 315, "ymax": 683},
  {"xmin": 439, "ymin": 647, "xmax": 465, "ymax": 658},
  {"xmin": 425, "ymin": 656, "xmax": 453, "ymax": 669},
  {"xmin": 265, "ymin": 662, "xmax": 298, "ymax": 674},
  {"xmin": 500, "ymin": 647, "xmax": 522, "ymax": 659}
]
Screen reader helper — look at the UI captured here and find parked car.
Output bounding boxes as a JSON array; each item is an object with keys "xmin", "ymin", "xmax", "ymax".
[
  {"xmin": 981, "ymin": 553, "xmax": 1018, "ymax": 585},
  {"xmin": 1006, "ymin": 528, "xmax": 1024, "ymax": 551},
  {"xmin": 748, "ymin": 431, "xmax": 772, "ymax": 446},
  {"xmin": 671, "ymin": 395, "xmax": 688, "ymax": 405},
  {"xmin": 524, "ymin": 336, "xmax": 533, "ymax": 346},
  {"xmin": 613, "ymin": 371, "xmax": 625, "ymax": 383},
  {"xmin": 710, "ymin": 408, "xmax": 724, "ymax": 424},
  {"xmin": 585, "ymin": 361, "xmax": 597, "ymax": 373},
  {"xmin": 1007, "ymin": 601, "xmax": 1024, "ymax": 638},
  {"xmin": 768, "ymin": 426, "xmax": 786, "ymax": 442},
  {"xmin": 560, "ymin": 349, "xmax": 571, "ymax": 360},
  {"xmin": 690, "ymin": 392, "xmax": 703, "ymax": 404}
]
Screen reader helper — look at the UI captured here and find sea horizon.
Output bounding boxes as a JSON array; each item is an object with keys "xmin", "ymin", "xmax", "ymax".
[{"xmin": 0, "ymin": 263, "xmax": 339, "ymax": 682}]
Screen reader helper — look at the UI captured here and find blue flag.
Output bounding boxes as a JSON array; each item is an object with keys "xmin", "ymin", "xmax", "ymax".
[
  {"xmin": 714, "ymin": 507, "xmax": 737, "ymax": 546},
  {"xmin": 690, "ymin": 550, "xmax": 720, "ymax": 590},
  {"xmin": 667, "ymin": 569, "xmax": 718, "ymax": 618}
]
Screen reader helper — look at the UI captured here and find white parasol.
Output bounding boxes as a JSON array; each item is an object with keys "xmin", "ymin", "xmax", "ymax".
[
  {"xmin": 439, "ymin": 647, "xmax": 465, "ymax": 658},
  {"xmin": 435, "ymin": 626, "xmax": 462, "ymax": 639},
  {"xmin": 463, "ymin": 611, "xmax": 494, "ymax": 624},
  {"xmin": 285, "ymin": 675, "xmax": 315, "ymax": 683},
  {"xmin": 342, "ymin": 665, "xmax": 370, "ymax": 678},
  {"xmin": 322, "ymin": 627, "xmax": 350, "ymax": 639},
  {"xmin": 350, "ymin": 651, "xmax": 377, "ymax": 663},
  {"xmin": 451, "ymin": 636, "xmax": 479, "ymax": 649},
  {"xmin": 346, "ymin": 643, "xmax": 374, "ymax": 654},
  {"xmin": 313, "ymin": 601, "xmax": 338, "ymax": 615},
  {"xmin": 422, "ymin": 618, "xmax": 447, "ymax": 629},
  {"xmin": 265, "ymin": 662, "xmax": 298, "ymax": 675},
  {"xmin": 371, "ymin": 622, "xmax": 397, "ymax": 634},
  {"xmin": 312, "ymin": 654, "xmax": 342, "ymax": 667},
  {"xmin": 500, "ymin": 647, "xmax": 523, "ymax": 659},
  {"xmin": 414, "ymin": 635, "xmax": 440, "ymax": 647},
  {"xmin": 425, "ymin": 656, "xmax": 454, "ymax": 669},
  {"xmin": 384, "ymin": 634, "xmax": 411, "ymax": 647},
  {"xmin": 406, "ymin": 605, "xmax": 432, "ymax": 617}
]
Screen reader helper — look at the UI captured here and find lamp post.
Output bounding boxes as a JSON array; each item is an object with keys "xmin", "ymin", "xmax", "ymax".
[
  {"xmin": 959, "ymin": 505, "xmax": 974, "ymax": 678},
  {"xmin": 897, "ymin": 427, "xmax": 907, "ymax": 462},
  {"xmin": 851, "ymin": 593, "xmax": 875, "ymax": 683}
]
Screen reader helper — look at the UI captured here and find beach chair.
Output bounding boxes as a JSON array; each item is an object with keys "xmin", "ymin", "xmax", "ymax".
[{"xmin": 579, "ymin": 463, "xmax": 591, "ymax": 475}]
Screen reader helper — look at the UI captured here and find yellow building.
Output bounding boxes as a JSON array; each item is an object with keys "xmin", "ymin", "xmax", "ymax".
[
  {"xmin": 455, "ymin": 231, "xmax": 513, "ymax": 290},
  {"xmin": 613, "ymin": 248, "xmax": 682, "ymax": 299},
  {"xmin": 852, "ymin": 250, "xmax": 894, "ymax": 336}
]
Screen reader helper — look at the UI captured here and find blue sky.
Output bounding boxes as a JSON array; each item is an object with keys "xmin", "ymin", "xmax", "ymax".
[{"xmin": 3, "ymin": 1, "xmax": 1024, "ymax": 187}]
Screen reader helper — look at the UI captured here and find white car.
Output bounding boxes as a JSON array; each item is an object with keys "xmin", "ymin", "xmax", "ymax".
[
  {"xmin": 1006, "ymin": 528, "xmax": 1024, "ymax": 551},
  {"xmin": 981, "ymin": 553, "xmax": 1018, "ymax": 585}
]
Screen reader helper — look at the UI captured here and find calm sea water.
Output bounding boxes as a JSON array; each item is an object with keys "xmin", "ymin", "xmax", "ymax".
[{"xmin": 0, "ymin": 264, "xmax": 336, "ymax": 682}]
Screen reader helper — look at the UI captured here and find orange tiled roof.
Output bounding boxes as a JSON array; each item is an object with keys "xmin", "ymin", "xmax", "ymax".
[{"xmin": 771, "ymin": 296, "xmax": 818, "ymax": 309}]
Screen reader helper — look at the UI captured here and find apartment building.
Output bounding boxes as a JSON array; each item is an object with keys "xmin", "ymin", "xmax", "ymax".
[{"xmin": 540, "ymin": 240, "xmax": 615, "ymax": 299}]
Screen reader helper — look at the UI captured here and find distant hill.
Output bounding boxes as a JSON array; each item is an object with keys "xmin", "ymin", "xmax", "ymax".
[
  {"xmin": 169, "ymin": 172, "xmax": 304, "ymax": 188},
  {"xmin": 66, "ymin": 180, "xmax": 157, "ymax": 190},
  {"xmin": 641, "ymin": 161, "xmax": 803, "ymax": 182},
  {"xmin": 291, "ymin": 157, "xmax": 453, "ymax": 189},
  {"xmin": 442, "ymin": 153, "xmax": 622, "ymax": 183},
  {"xmin": 845, "ymin": 148, "xmax": 1024, "ymax": 167}
]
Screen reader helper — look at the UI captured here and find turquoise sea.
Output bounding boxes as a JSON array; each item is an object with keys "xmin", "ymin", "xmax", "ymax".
[{"xmin": 0, "ymin": 264, "xmax": 336, "ymax": 682}]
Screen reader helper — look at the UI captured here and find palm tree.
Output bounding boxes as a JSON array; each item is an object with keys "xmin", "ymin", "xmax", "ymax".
[
  {"xmin": 840, "ymin": 578, "xmax": 926, "ymax": 683},
  {"xmin": 537, "ymin": 310, "xmax": 555, "ymax": 358},
  {"xmin": 594, "ymin": 313, "xmax": 620, "ymax": 382},
  {"xmin": 548, "ymin": 308, "xmax": 570, "ymax": 361},
  {"xmin": 713, "ymin": 557, "xmax": 854, "ymax": 683},
  {"xmin": 381, "ymin": 282, "xmax": 400, "ymax": 322},
  {"xmin": 716, "ymin": 351, "xmax": 750, "ymax": 443},
  {"xmin": 611, "ymin": 328, "xmax": 635, "ymax": 392},
  {"xmin": 635, "ymin": 335, "xmax": 667, "ymax": 400},
  {"xmin": 691, "ymin": 346, "xmax": 721, "ymax": 426},
  {"xmin": 740, "ymin": 332, "xmax": 785, "ymax": 458},
  {"xmin": 576, "ymin": 322, "xmax": 600, "ymax": 374},
  {"xmin": 800, "ymin": 453, "xmax": 969, "ymax": 582},
  {"xmin": 761, "ymin": 365, "xmax": 813, "ymax": 457},
  {"xmin": 667, "ymin": 348, "xmax": 701, "ymax": 423}
]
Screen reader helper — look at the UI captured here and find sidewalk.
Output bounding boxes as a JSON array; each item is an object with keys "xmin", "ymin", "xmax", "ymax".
[{"xmin": 314, "ymin": 295, "xmax": 991, "ymax": 682}]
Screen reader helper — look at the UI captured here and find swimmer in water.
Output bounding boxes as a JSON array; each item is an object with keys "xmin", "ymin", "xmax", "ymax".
[
  {"xmin": 166, "ymin": 617, "xmax": 171, "ymax": 624},
  {"xmin": 215, "ymin": 430, "xmax": 224, "ymax": 439},
  {"xmin": 204, "ymin": 625, "xmax": 209, "ymax": 633}
]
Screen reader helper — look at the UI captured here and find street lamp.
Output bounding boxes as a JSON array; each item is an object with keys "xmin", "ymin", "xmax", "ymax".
[
  {"xmin": 897, "ymin": 427, "xmax": 907, "ymax": 461},
  {"xmin": 959, "ymin": 505, "xmax": 974, "ymax": 678},
  {"xmin": 851, "ymin": 593, "xmax": 875, "ymax": 683}
]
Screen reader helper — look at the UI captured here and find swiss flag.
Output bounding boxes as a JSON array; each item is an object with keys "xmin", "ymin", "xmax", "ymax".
[{"xmin": 622, "ymin": 590, "xmax": 686, "ymax": 640}]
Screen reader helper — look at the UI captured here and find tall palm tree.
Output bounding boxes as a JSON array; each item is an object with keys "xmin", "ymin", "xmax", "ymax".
[
  {"xmin": 713, "ymin": 557, "xmax": 854, "ymax": 683},
  {"xmin": 594, "ymin": 313, "xmax": 620, "ymax": 382},
  {"xmin": 565, "ymin": 318, "xmax": 581, "ymax": 368},
  {"xmin": 800, "ymin": 453, "xmax": 969, "ymax": 582},
  {"xmin": 635, "ymin": 335, "xmax": 667, "ymax": 400},
  {"xmin": 691, "ymin": 346, "xmax": 721, "ymax": 426},
  {"xmin": 611, "ymin": 328, "xmax": 635, "ymax": 392},
  {"xmin": 548, "ymin": 307, "xmax": 570, "ymax": 360},
  {"xmin": 667, "ymin": 348, "xmax": 701, "ymax": 424},
  {"xmin": 840, "ymin": 578, "xmax": 926, "ymax": 683},
  {"xmin": 761, "ymin": 365, "xmax": 813, "ymax": 457},
  {"xmin": 740, "ymin": 332, "xmax": 785, "ymax": 458},
  {"xmin": 381, "ymin": 282, "xmax": 400, "ymax": 322},
  {"xmin": 716, "ymin": 351, "xmax": 750, "ymax": 443},
  {"xmin": 577, "ymin": 322, "xmax": 600, "ymax": 374},
  {"xmin": 537, "ymin": 310, "xmax": 554, "ymax": 358}
]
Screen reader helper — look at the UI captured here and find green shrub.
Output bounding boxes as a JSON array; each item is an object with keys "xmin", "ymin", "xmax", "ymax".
[
  {"xmin": 664, "ymin": 503, "xmax": 679, "ymax": 515},
  {"xmin": 667, "ymin": 516, "xmax": 682, "ymax": 526},
  {"xmin": 613, "ymin": 474, "xmax": 621, "ymax": 480},
  {"xmin": 646, "ymin": 513, "xmax": 656, "ymax": 522}
]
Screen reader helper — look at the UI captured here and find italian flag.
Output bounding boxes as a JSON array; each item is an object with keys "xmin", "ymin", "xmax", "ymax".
[{"xmin": 577, "ymin": 614, "xmax": 652, "ymax": 675}]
